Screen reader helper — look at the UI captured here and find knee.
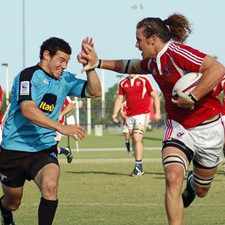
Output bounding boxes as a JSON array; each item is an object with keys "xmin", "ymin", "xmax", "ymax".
[
  {"xmin": 165, "ymin": 170, "xmax": 183, "ymax": 190},
  {"xmin": 10, "ymin": 199, "xmax": 21, "ymax": 211},
  {"xmin": 195, "ymin": 187, "xmax": 209, "ymax": 198},
  {"xmin": 4, "ymin": 197, "xmax": 21, "ymax": 211},
  {"xmin": 41, "ymin": 180, "xmax": 58, "ymax": 199}
]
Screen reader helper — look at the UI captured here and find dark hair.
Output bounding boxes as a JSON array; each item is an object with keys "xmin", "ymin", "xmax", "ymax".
[
  {"xmin": 137, "ymin": 14, "xmax": 191, "ymax": 43},
  {"xmin": 39, "ymin": 37, "xmax": 72, "ymax": 59}
]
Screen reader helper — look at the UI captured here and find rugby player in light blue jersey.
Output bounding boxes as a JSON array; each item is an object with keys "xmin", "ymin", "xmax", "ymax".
[{"xmin": 0, "ymin": 37, "xmax": 101, "ymax": 225}]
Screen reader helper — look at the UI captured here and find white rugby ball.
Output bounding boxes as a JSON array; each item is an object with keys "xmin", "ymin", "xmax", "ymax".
[{"xmin": 172, "ymin": 72, "xmax": 202, "ymax": 97}]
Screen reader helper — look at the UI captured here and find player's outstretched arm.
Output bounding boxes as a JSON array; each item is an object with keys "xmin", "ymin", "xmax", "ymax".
[{"xmin": 77, "ymin": 38, "xmax": 145, "ymax": 74}]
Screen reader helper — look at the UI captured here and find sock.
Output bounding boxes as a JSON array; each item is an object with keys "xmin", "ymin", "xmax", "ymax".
[
  {"xmin": 125, "ymin": 141, "xmax": 130, "ymax": 152},
  {"xmin": 189, "ymin": 173, "xmax": 196, "ymax": 193},
  {"xmin": 38, "ymin": 197, "xmax": 58, "ymax": 225},
  {"xmin": 135, "ymin": 160, "xmax": 143, "ymax": 170},
  {"xmin": 0, "ymin": 196, "xmax": 14, "ymax": 223}
]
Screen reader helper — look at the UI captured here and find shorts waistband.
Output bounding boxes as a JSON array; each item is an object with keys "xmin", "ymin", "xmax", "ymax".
[{"xmin": 198, "ymin": 115, "xmax": 220, "ymax": 126}]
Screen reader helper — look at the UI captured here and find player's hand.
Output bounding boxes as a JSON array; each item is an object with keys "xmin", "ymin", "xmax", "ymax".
[
  {"xmin": 112, "ymin": 114, "xmax": 119, "ymax": 124},
  {"xmin": 153, "ymin": 113, "xmax": 161, "ymax": 122},
  {"xmin": 77, "ymin": 37, "xmax": 94, "ymax": 65},
  {"xmin": 77, "ymin": 37, "xmax": 99, "ymax": 72},
  {"xmin": 171, "ymin": 91, "xmax": 195, "ymax": 110},
  {"xmin": 58, "ymin": 124, "xmax": 86, "ymax": 140}
]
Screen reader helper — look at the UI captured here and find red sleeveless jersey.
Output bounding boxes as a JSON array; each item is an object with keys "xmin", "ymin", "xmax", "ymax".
[{"xmin": 118, "ymin": 75, "xmax": 153, "ymax": 116}]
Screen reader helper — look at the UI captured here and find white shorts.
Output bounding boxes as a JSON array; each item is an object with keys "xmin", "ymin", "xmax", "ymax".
[
  {"xmin": 221, "ymin": 115, "xmax": 225, "ymax": 135},
  {"xmin": 126, "ymin": 113, "xmax": 149, "ymax": 134},
  {"xmin": 55, "ymin": 132, "xmax": 62, "ymax": 142},
  {"xmin": 122, "ymin": 124, "xmax": 129, "ymax": 134},
  {"xmin": 163, "ymin": 117, "xmax": 224, "ymax": 168}
]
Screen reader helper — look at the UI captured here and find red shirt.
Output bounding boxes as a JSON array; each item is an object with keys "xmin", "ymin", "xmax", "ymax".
[
  {"xmin": 213, "ymin": 78, "xmax": 225, "ymax": 114},
  {"xmin": 118, "ymin": 75, "xmax": 153, "ymax": 116},
  {"xmin": 59, "ymin": 97, "xmax": 72, "ymax": 124},
  {"xmin": 141, "ymin": 41, "xmax": 222, "ymax": 128}
]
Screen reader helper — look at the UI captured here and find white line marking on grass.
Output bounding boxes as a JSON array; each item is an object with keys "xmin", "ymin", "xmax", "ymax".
[
  {"xmin": 19, "ymin": 202, "xmax": 225, "ymax": 208},
  {"xmin": 59, "ymin": 158, "xmax": 161, "ymax": 164}
]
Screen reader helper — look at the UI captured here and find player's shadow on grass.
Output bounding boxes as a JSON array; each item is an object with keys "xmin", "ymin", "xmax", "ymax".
[
  {"xmin": 144, "ymin": 171, "xmax": 165, "ymax": 179},
  {"xmin": 66, "ymin": 170, "xmax": 129, "ymax": 176},
  {"xmin": 65, "ymin": 170, "xmax": 165, "ymax": 178}
]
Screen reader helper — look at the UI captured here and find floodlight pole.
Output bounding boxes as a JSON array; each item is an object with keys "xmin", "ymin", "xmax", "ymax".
[
  {"xmin": 74, "ymin": 97, "xmax": 80, "ymax": 125},
  {"xmin": 101, "ymin": 70, "xmax": 105, "ymax": 119},
  {"xmin": 22, "ymin": 0, "xmax": 26, "ymax": 67},
  {"xmin": 87, "ymin": 98, "xmax": 91, "ymax": 135}
]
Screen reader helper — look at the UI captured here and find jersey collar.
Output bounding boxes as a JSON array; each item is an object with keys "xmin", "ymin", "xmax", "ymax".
[
  {"xmin": 156, "ymin": 41, "xmax": 171, "ymax": 75},
  {"xmin": 37, "ymin": 64, "xmax": 59, "ymax": 80}
]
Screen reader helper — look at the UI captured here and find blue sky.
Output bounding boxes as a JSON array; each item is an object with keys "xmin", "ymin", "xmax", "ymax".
[{"xmin": 0, "ymin": 0, "xmax": 225, "ymax": 92}]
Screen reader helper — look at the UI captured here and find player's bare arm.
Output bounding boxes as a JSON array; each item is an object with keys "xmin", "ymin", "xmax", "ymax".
[
  {"xmin": 60, "ymin": 102, "xmax": 75, "ymax": 119},
  {"xmin": 20, "ymin": 100, "xmax": 86, "ymax": 140},
  {"xmin": 85, "ymin": 69, "xmax": 102, "ymax": 97},
  {"xmin": 78, "ymin": 38, "xmax": 146, "ymax": 74},
  {"xmin": 112, "ymin": 95, "xmax": 124, "ymax": 123},
  {"xmin": 191, "ymin": 55, "xmax": 225, "ymax": 100},
  {"xmin": 77, "ymin": 38, "xmax": 102, "ymax": 97},
  {"xmin": 151, "ymin": 90, "xmax": 161, "ymax": 121},
  {"xmin": 172, "ymin": 56, "xmax": 225, "ymax": 109}
]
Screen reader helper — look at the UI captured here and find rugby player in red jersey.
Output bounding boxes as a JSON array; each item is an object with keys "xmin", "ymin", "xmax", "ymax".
[{"xmin": 78, "ymin": 14, "xmax": 225, "ymax": 225}]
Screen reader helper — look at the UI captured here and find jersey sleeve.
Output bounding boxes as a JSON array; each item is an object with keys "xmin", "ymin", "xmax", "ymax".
[
  {"xmin": 18, "ymin": 70, "xmax": 33, "ymax": 102},
  {"xmin": 66, "ymin": 72, "xmax": 87, "ymax": 98},
  {"xmin": 140, "ymin": 59, "xmax": 152, "ymax": 73},
  {"xmin": 169, "ymin": 42, "xmax": 206, "ymax": 72}
]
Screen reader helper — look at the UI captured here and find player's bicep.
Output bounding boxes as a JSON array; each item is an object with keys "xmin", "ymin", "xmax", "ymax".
[
  {"xmin": 199, "ymin": 55, "xmax": 216, "ymax": 74},
  {"xmin": 20, "ymin": 100, "xmax": 37, "ymax": 117}
]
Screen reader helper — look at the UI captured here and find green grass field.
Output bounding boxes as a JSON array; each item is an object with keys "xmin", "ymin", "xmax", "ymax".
[{"xmin": 5, "ymin": 129, "xmax": 225, "ymax": 225}]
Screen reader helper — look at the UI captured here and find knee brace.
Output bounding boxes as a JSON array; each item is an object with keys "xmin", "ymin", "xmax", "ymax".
[
  {"xmin": 192, "ymin": 173, "xmax": 214, "ymax": 189},
  {"xmin": 162, "ymin": 154, "xmax": 188, "ymax": 172}
]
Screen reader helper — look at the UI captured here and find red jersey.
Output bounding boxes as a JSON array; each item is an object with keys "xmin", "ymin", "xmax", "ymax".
[
  {"xmin": 59, "ymin": 97, "xmax": 72, "ymax": 124},
  {"xmin": 118, "ymin": 75, "xmax": 153, "ymax": 116},
  {"xmin": 141, "ymin": 41, "xmax": 222, "ymax": 128},
  {"xmin": 213, "ymin": 77, "xmax": 225, "ymax": 114}
]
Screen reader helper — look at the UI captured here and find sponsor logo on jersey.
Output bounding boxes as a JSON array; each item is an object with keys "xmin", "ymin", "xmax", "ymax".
[
  {"xmin": 39, "ymin": 93, "xmax": 57, "ymax": 113},
  {"xmin": 177, "ymin": 131, "xmax": 185, "ymax": 137}
]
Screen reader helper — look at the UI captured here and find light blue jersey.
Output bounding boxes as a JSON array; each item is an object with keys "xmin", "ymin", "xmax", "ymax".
[{"xmin": 1, "ymin": 65, "xmax": 87, "ymax": 152}]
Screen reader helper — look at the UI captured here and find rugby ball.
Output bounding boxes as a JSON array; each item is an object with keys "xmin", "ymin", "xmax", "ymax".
[{"xmin": 172, "ymin": 72, "xmax": 202, "ymax": 97}]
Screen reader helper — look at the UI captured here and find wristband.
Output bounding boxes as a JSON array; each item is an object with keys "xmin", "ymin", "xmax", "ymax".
[{"xmin": 96, "ymin": 59, "xmax": 102, "ymax": 68}]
